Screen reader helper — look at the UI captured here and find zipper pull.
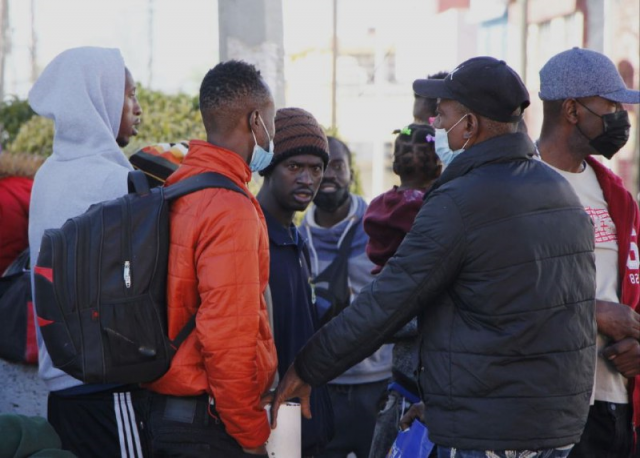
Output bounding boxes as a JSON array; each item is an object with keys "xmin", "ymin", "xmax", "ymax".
[
  {"xmin": 309, "ymin": 278, "xmax": 316, "ymax": 304},
  {"xmin": 124, "ymin": 261, "xmax": 132, "ymax": 288}
]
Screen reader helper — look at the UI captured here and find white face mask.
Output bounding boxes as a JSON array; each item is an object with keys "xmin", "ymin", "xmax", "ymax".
[
  {"xmin": 249, "ymin": 115, "xmax": 274, "ymax": 173},
  {"xmin": 434, "ymin": 113, "xmax": 471, "ymax": 168}
]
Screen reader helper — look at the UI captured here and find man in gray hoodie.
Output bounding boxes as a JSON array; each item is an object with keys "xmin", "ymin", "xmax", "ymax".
[{"xmin": 28, "ymin": 47, "xmax": 143, "ymax": 458}]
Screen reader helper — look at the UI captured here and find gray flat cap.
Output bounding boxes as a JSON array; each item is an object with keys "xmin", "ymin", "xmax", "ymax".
[{"xmin": 539, "ymin": 47, "xmax": 639, "ymax": 104}]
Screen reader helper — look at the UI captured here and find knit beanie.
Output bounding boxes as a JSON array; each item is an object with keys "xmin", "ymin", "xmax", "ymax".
[{"xmin": 259, "ymin": 107, "xmax": 329, "ymax": 176}]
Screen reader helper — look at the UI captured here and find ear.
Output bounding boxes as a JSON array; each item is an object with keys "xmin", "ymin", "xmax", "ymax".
[
  {"xmin": 463, "ymin": 113, "xmax": 478, "ymax": 138},
  {"xmin": 248, "ymin": 110, "xmax": 260, "ymax": 131},
  {"xmin": 562, "ymin": 99, "xmax": 579, "ymax": 125}
]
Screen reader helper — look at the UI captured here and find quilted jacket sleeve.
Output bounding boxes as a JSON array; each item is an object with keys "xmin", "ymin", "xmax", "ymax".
[
  {"xmin": 296, "ymin": 190, "xmax": 466, "ymax": 386},
  {"xmin": 193, "ymin": 191, "xmax": 273, "ymax": 449}
]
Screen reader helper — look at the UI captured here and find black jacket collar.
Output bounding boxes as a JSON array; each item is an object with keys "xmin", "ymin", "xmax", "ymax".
[{"xmin": 434, "ymin": 132, "xmax": 535, "ymax": 191}]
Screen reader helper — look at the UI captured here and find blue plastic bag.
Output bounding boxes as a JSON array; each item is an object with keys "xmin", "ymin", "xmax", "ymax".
[{"xmin": 386, "ymin": 420, "xmax": 435, "ymax": 458}]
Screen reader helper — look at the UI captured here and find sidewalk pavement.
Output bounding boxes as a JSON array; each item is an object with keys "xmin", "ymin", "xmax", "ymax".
[{"xmin": 0, "ymin": 358, "xmax": 47, "ymax": 417}]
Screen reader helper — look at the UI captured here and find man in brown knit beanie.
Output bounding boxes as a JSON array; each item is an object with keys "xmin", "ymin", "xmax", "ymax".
[
  {"xmin": 258, "ymin": 107, "xmax": 329, "ymax": 179},
  {"xmin": 257, "ymin": 107, "xmax": 334, "ymax": 457}
]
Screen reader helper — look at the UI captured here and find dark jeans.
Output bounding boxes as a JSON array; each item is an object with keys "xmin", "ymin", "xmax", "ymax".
[
  {"xmin": 437, "ymin": 448, "xmax": 573, "ymax": 458},
  {"xmin": 146, "ymin": 392, "xmax": 267, "ymax": 458},
  {"xmin": 569, "ymin": 401, "xmax": 633, "ymax": 458},
  {"xmin": 317, "ymin": 379, "xmax": 389, "ymax": 458}
]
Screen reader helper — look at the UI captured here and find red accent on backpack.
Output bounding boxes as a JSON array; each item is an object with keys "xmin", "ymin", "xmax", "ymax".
[
  {"xmin": 37, "ymin": 316, "xmax": 55, "ymax": 327},
  {"xmin": 34, "ymin": 266, "xmax": 53, "ymax": 283},
  {"xmin": 25, "ymin": 301, "xmax": 38, "ymax": 363}
]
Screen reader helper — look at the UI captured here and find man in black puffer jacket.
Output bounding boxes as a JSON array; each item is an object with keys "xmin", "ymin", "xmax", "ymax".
[{"xmin": 271, "ymin": 57, "xmax": 596, "ymax": 458}]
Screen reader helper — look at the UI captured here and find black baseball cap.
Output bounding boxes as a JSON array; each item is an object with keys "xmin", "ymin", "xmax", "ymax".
[{"xmin": 413, "ymin": 57, "xmax": 530, "ymax": 123}]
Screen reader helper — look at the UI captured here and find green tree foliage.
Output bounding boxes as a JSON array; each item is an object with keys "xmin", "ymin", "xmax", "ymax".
[
  {"xmin": 7, "ymin": 85, "xmax": 206, "ymax": 157},
  {"xmin": 0, "ymin": 97, "xmax": 36, "ymax": 150},
  {"xmin": 8, "ymin": 114, "xmax": 53, "ymax": 156}
]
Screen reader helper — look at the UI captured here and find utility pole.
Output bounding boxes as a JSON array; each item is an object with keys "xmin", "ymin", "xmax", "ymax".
[
  {"xmin": 30, "ymin": 0, "xmax": 37, "ymax": 83},
  {"xmin": 0, "ymin": 0, "xmax": 9, "ymax": 101},
  {"xmin": 518, "ymin": 0, "xmax": 527, "ymax": 84},
  {"xmin": 147, "ymin": 0, "xmax": 154, "ymax": 87},
  {"xmin": 331, "ymin": 0, "xmax": 338, "ymax": 131},
  {"xmin": 218, "ymin": 0, "xmax": 285, "ymax": 108}
]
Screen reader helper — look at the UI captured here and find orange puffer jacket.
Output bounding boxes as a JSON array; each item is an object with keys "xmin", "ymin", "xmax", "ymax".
[{"xmin": 147, "ymin": 140, "xmax": 277, "ymax": 449}]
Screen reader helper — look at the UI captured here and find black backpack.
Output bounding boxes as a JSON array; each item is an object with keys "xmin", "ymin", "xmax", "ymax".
[
  {"xmin": 312, "ymin": 223, "xmax": 358, "ymax": 326},
  {"xmin": 33, "ymin": 171, "xmax": 247, "ymax": 384}
]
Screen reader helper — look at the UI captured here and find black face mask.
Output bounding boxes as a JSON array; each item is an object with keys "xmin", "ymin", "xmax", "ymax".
[
  {"xmin": 575, "ymin": 100, "xmax": 631, "ymax": 159},
  {"xmin": 314, "ymin": 185, "xmax": 350, "ymax": 213}
]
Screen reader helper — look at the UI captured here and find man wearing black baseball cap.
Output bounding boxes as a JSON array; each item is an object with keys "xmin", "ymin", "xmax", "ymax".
[
  {"xmin": 270, "ymin": 56, "xmax": 597, "ymax": 458},
  {"xmin": 412, "ymin": 56, "xmax": 530, "ymax": 168},
  {"xmin": 537, "ymin": 48, "xmax": 640, "ymax": 458}
]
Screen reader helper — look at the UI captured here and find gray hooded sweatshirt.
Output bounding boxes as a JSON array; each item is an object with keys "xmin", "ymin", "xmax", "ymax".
[
  {"xmin": 301, "ymin": 195, "xmax": 392, "ymax": 384},
  {"xmin": 28, "ymin": 47, "xmax": 133, "ymax": 392}
]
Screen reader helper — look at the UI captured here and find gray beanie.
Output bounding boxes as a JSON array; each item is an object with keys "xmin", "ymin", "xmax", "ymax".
[{"xmin": 539, "ymin": 47, "xmax": 639, "ymax": 104}]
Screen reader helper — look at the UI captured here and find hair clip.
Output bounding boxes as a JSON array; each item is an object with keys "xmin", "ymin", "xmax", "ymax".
[
  {"xmin": 400, "ymin": 126, "xmax": 412, "ymax": 136},
  {"xmin": 425, "ymin": 134, "xmax": 435, "ymax": 142}
]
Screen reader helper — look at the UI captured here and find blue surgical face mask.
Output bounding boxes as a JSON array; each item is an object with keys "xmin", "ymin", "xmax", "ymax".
[
  {"xmin": 249, "ymin": 115, "xmax": 274, "ymax": 172},
  {"xmin": 434, "ymin": 113, "xmax": 471, "ymax": 168}
]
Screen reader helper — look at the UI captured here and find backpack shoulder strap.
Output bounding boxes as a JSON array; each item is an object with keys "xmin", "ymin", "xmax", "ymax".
[
  {"xmin": 128, "ymin": 170, "xmax": 151, "ymax": 196},
  {"xmin": 314, "ymin": 220, "xmax": 359, "ymax": 283},
  {"xmin": 337, "ymin": 220, "xmax": 359, "ymax": 255},
  {"xmin": 165, "ymin": 172, "xmax": 249, "ymax": 352},
  {"xmin": 170, "ymin": 315, "xmax": 196, "ymax": 351},
  {"xmin": 163, "ymin": 172, "xmax": 248, "ymax": 200}
]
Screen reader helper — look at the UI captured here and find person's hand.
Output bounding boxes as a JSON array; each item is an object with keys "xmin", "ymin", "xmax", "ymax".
[
  {"xmin": 602, "ymin": 337, "xmax": 640, "ymax": 378},
  {"xmin": 242, "ymin": 444, "xmax": 268, "ymax": 455},
  {"xmin": 596, "ymin": 300, "xmax": 640, "ymax": 342},
  {"xmin": 270, "ymin": 363, "xmax": 312, "ymax": 429},
  {"xmin": 260, "ymin": 390, "xmax": 274, "ymax": 409},
  {"xmin": 399, "ymin": 402, "xmax": 425, "ymax": 431}
]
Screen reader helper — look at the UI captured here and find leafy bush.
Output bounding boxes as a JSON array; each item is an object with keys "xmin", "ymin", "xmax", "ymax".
[
  {"xmin": 0, "ymin": 97, "xmax": 36, "ymax": 150},
  {"xmin": 8, "ymin": 115, "xmax": 54, "ymax": 156}
]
